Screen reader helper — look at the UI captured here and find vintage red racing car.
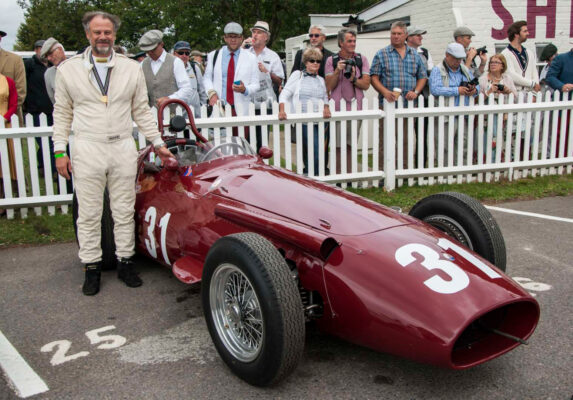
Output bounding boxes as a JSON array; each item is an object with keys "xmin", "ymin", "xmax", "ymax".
[{"xmin": 76, "ymin": 100, "xmax": 539, "ymax": 386}]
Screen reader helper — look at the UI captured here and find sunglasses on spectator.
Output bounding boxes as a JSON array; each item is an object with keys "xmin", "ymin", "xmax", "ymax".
[
  {"xmin": 309, "ymin": 34, "xmax": 321, "ymax": 38},
  {"xmin": 307, "ymin": 59, "xmax": 320, "ymax": 64},
  {"xmin": 177, "ymin": 51, "xmax": 190, "ymax": 56}
]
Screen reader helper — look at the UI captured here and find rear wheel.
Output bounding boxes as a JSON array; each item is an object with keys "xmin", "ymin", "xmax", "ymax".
[
  {"xmin": 409, "ymin": 192, "xmax": 506, "ymax": 271},
  {"xmin": 202, "ymin": 233, "xmax": 305, "ymax": 386},
  {"xmin": 72, "ymin": 188, "xmax": 116, "ymax": 270}
]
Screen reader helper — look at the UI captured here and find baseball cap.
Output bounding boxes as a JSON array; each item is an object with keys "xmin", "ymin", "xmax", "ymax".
[
  {"xmin": 446, "ymin": 42, "xmax": 467, "ymax": 59},
  {"xmin": 0, "ymin": 31, "xmax": 6, "ymax": 38},
  {"xmin": 224, "ymin": 22, "xmax": 243, "ymax": 35},
  {"xmin": 138, "ymin": 30, "xmax": 163, "ymax": 52},
  {"xmin": 407, "ymin": 26, "xmax": 427, "ymax": 36},
  {"xmin": 34, "ymin": 40, "xmax": 45, "ymax": 48},
  {"xmin": 40, "ymin": 38, "xmax": 59, "ymax": 59},
  {"xmin": 453, "ymin": 27, "xmax": 475, "ymax": 38},
  {"xmin": 251, "ymin": 21, "xmax": 270, "ymax": 34},
  {"xmin": 173, "ymin": 41, "xmax": 191, "ymax": 51}
]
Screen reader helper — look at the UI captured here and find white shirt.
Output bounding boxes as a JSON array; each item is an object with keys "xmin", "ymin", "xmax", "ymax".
[
  {"xmin": 247, "ymin": 46, "xmax": 284, "ymax": 108},
  {"xmin": 149, "ymin": 49, "xmax": 193, "ymax": 103}
]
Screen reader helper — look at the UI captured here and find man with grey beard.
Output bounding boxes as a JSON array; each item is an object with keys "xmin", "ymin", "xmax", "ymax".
[{"xmin": 52, "ymin": 11, "xmax": 173, "ymax": 296}]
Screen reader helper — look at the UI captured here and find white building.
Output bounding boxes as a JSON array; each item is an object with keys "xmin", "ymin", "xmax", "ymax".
[{"xmin": 285, "ymin": 0, "xmax": 573, "ymax": 102}]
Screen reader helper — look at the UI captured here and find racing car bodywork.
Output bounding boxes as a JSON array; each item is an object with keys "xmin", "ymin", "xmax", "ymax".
[{"xmin": 86, "ymin": 100, "xmax": 539, "ymax": 386}]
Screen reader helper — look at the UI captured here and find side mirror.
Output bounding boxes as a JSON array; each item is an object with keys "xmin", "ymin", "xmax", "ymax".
[
  {"xmin": 164, "ymin": 157, "xmax": 179, "ymax": 171},
  {"xmin": 258, "ymin": 146, "xmax": 273, "ymax": 160}
]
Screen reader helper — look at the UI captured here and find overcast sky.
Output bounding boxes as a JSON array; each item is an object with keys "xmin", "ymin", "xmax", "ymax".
[{"xmin": 1, "ymin": 1, "xmax": 26, "ymax": 51}]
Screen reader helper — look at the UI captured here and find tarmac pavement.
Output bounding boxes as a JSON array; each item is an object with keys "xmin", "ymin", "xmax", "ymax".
[{"xmin": 0, "ymin": 195, "xmax": 571, "ymax": 399}]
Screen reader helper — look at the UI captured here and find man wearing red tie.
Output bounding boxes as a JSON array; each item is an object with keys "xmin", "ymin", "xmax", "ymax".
[{"xmin": 203, "ymin": 22, "xmax": 259, "ymax": 118}]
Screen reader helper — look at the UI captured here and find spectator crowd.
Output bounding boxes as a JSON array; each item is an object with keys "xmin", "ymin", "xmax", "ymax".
[{"xmin": 1, "ymin": 17, "xmax": 573, "ymax": 195}]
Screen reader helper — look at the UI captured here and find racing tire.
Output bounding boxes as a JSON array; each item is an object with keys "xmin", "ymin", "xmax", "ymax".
[
  {"xmin": 202, "ymin": 233, "xmax": 305, "ymax": 386},
  {"xmin": 409, "ymin": 192, "xmax": 506, "ymax": 271},
  {"xmin": 72, "ymin": 188, "xmax": 116, "ymax": 270}
]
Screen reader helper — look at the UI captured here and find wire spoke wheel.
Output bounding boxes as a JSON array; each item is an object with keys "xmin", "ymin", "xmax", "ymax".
[{"xmin": 210, "ymin": 264, "xmax": 263, "ymax": 362}]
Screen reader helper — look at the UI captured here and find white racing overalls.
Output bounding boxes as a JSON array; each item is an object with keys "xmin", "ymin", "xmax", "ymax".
[{"xmin": 53, "ymin": 48, "xmax": 164, "ymax": 264}]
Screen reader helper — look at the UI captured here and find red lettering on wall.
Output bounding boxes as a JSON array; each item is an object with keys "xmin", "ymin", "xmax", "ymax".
[
  {"xmin": 491, "ymin": 0, "xmax": 514, "ymax": 39},
  {"xmin": 527, "ymin": 0, "xmax": 557, "ymax": 38}
]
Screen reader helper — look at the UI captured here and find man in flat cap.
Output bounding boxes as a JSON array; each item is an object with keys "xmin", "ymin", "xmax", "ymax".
[
  {"xmin": 42, "ymin": 38, "xmax": 67, "ymax": 104},
  {"xmin": 25, "ymin": 39, "xmax": 54, "ymax": 171},
  {"xmin": 138, "ymin": 29, "xmax": 194, "ymax": 111},
  {"xmin": 454, "ymin": 26, "xmax": 487, "ymax": 78},
  {"xmin": 204, "ymin": 22, "xmax": 259, "ymax": 118},
  {"xmin": 0, "ymin": 30, "xmax": 26, "ymax": 123},
  {"xmin": 500, "ymin": 21, "xmax": 540, "ymax": 93},
  {"xmin": 407, "ymin": 26, "xmax": 433, "ymax": 76},
  {"xmin": 172, "ymin": 40, "xmax": 206, "ymax": 117},
  {"xmin": 190, "ymin": 50, "xmax": 205, "ymax": 73},
  {"xmin": 53, "ymin": 11, "xmax": 173, "ymax": 295},
  {"xmin": 243, "ymin": 20, "xmax": 284, "ymax": 150}
]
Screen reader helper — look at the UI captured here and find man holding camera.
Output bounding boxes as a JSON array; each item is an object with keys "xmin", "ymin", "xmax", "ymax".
[
  {"xmin": 325, "ymin": 29, "xmax": 370, "ymax": 174},
  {"xmin": 429, "ymin": 43, "xmax": 479, "ymax": 164},
  {"xmin": 454, "ymin": 27, "xmax": 487, "ymax": 78}
]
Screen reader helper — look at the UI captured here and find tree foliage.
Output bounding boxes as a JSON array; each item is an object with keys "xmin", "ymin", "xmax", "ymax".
[{"xmin": 16, "ymin": 0, "xmax": 375, "ymax": 53}]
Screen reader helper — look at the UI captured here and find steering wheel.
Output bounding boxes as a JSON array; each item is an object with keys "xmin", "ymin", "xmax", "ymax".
[
  {"xmin": 199, "ymin": 142, "xmax": 245, "ymax": 162},
  {"xmin": 164, "ymin": 138, "xmax": 197, "ymax": 155}
]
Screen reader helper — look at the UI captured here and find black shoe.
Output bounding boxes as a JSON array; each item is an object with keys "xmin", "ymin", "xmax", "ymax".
[
  {"xmin": 82, "ymin": 263, "xmax": 101, "ymax": 296},
  {"xmin": 117, "ymin": 257, "xmax": 142, "ymax": 288}
]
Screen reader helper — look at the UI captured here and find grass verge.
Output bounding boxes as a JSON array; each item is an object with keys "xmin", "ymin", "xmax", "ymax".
[{"xmin": 1, "ymin": 174, "xmax": 571, "ymax": 247}]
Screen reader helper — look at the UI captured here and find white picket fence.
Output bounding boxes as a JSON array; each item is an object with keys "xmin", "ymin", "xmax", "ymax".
[{"xmin": 1, "ymin": 92, "xmax": 572, "ymax": 219}]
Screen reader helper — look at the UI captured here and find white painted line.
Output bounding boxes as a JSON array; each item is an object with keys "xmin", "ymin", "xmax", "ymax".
[
  {"xmin": 0, "ymin": 330, "xmax": 49, "ymax": 398},
  {"xmin": 486, "ymin": 206, "xmax": 573, "ymax": 223}
]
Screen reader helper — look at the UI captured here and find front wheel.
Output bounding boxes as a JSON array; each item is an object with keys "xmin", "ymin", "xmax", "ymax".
[
  {"xmin": 409, "ymin": 192, "xmax": 506, "ymax": 271},
  {"xmin": 202, "ymin": 233, "xmax": 305, "ymax": 386}
]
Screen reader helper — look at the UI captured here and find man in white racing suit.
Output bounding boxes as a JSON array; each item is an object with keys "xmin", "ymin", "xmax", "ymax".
[{"xmin": 53, "ymin": 11, "xmax": 173, "ymax": 295}]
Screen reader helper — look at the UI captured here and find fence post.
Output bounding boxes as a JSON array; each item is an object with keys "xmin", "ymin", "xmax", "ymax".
[{"xmin": 383, "ymin": 99, "xmax": 396, "ymax": 191}]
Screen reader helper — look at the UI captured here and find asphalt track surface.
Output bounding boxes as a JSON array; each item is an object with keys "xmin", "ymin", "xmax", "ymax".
[{"xmin": 0, "ymin": 196, "xmax": 571, "ymax": 399}]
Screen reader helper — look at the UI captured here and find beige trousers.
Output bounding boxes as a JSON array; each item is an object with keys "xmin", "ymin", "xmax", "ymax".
[{"xmin": 72, "ymin": 137, "xmax": 138, "ymax": 264}]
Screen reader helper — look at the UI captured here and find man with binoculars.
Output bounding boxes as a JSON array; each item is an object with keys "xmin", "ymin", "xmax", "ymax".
[{"xmin": 325, "ymin": 28, "xmax": 371, "ymax": 174}]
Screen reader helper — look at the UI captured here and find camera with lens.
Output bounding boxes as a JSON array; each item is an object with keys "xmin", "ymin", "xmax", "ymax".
[
  {"xmin": 476, "ymin": 46, "xmax": 487, "ymax": 56},
  {"xmin": 343, "ymin": 58, "xmax": 357, "ymax": 79},
  {"xmin": 459, "ymin": 77, "xmax": 479, "ymax": 88},
  {"xmin": 496, "ymin": 83, "xmax": 505, "ymax": 91}
]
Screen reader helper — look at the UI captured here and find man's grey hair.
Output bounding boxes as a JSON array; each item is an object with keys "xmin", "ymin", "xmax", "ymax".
[
  {"xmin": 337, "ymin": 28, "xmax": 356, "ymax": 47},
  {"xmin": 308, "ymin": 24, "xmax": 326, "ymax": 35},
  {"xmin": 82, "ymin": 11, "xmax": 121, "ymax": 32},
  {"xmin": 390, "ymin": 21, "xmax": 408, "ymax": 32}
]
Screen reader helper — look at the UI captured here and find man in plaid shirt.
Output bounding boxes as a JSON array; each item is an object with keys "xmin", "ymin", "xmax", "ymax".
[{"xmin": 370, "ymin": 21, "xmax": 427, "ymax": 169}]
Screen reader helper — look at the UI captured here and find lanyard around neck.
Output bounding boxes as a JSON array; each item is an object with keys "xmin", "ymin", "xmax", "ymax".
[{"xmin": 89, "ymin": 53, "xmax": 112, "ymax": 100}]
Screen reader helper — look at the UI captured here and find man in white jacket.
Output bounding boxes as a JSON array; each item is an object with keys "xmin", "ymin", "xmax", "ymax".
[
  {"xmin": 53, "ymin": 11, "xmax": 173, "ymax": 296},
  {"xmin": 203, "ymin": 22, "xmax": 259, "ymax": 118},
  {"xmin": 501, "ymin": 20, "xmax": 540, "ymax": 94}
]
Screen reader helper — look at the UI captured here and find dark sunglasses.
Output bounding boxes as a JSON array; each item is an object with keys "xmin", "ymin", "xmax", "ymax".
[
  {"xmin": 309, "ymin": 34, "xmax": 321, "ymax": 38},
  {"xmin": 176, "ymin": 51, "xmax": 190, "ymax": 56},
  {"xmin": 307, "ymin": 59, "xmax": 320, "ymax": 64}
]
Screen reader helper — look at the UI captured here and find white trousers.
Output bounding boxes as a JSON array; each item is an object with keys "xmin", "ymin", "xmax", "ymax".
[{"xmin": 72, "ymin": 137, "xmax": 138, "ymax": 264}]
